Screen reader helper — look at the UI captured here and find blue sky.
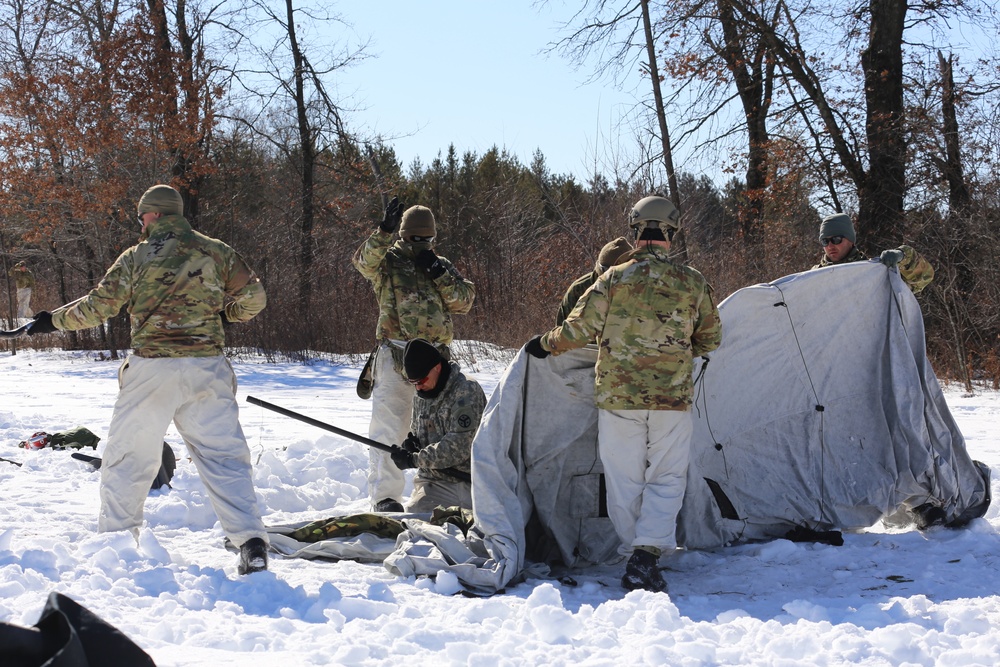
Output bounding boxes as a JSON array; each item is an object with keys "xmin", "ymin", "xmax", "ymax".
[{"xmin": 327, "ymin": 2, "xmax": 642, "ymax": 179}]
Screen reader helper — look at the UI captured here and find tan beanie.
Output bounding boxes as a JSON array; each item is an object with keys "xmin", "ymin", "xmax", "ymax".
[
  {"xmin": 597, "ymin": 237, "xmax": 632, "ymax": 271},
  {"xmin": 399, "ymin": 205, "xmax": 436, "ymax": 238},
  {"xmin": 137, "ymin": 185, "xmax": 184, "ymax": 216}
]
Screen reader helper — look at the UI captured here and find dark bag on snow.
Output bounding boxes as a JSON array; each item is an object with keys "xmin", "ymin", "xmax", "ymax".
[
  {"xmin": 47, "ymin": 427, "xmax": 101, "ymax": 451},
  {"xmin": 18, "ymin": 427, "xmax": 100, "ymax": 451},
  {"xmin": 0, "ymin": 591, "xmax": 155, "ymax": 667}
]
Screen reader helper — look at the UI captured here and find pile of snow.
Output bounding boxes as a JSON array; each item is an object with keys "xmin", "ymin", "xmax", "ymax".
[{"xmin": 2, "ymin": 348, "xmax": 1000, "ymax": 665}]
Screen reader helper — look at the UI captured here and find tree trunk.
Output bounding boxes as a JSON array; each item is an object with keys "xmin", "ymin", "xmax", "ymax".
[
  {"xmin": 858, "ymin": 0, "xmax": 907, "ymax": 249},
  {"xmin": 286, "ymin": 0, "xmax": 316, "ymax": 320},
  {"xmin": 716, "ymin": 0, "xmax": 773, "ymax": 241},
  {"xmin": 937, "ymin": 51, "xmax": 971, "ymax": 217},
  {"xmin": 640, "ymin": 0, "xmax": 687, "ymax": 261}
]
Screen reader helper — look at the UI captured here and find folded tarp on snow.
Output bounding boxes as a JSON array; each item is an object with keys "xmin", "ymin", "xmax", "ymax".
[{"xmin": 384, "ymin": 260, "xmax": 990, "ymax": 593}]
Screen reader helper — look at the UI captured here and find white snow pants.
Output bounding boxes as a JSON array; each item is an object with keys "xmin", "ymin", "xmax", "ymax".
[
  {"xmin": 597, "ymin": 408, "xmax": 692, "ymax": 554},
  {"xmin": 366, "ymin": 343, "xmax": 415, "ymax": 507},
  {"xmin": 16, "ymin": 287, "xmax": 31, "ymax": 319},
  {"xmin": 98, "ymin": 355, "xmax": 266, "ymax": 547}
]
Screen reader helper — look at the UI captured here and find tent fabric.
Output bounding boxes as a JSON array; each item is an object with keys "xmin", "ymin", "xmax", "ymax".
[
  {"xmin": 678, "ymin": 260, "xmax": 990, "ymax": 547},
  {"xmin": 386, "ymin": 261, "xmax": 989, "ymax": 594}
]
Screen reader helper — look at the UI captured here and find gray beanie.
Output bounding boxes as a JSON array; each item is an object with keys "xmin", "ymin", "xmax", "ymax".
[
  {"xmin": 138, "ymin": 185, "xmax": 184, "ymax": 216},
  {"xmin": 400, "ymin": 206, "xmax": 436, "ymax": 238},
  {"xmin": 597, "ymin": 237, "xmax": 632, "ymax": 271},
  {"xmin": 818, "ymin": 213, "xmax": 855, "ymax": 244}
]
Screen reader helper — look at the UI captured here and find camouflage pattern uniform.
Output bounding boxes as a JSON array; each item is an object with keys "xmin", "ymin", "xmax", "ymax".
[
  {"xmin": 406, "ymin": 360, "xmax": 486, "ymax": 512},
  {"xmin": 53, "ymin": 215, "xmax": 265, "ymax": 354},
  {"xmin": 353, "ymin": 229, "xmax": 475, "ymax": 508},
  {"xmin": 49, "ymin": 213, "xmax": 268, "ymax": 548},
  {"xmin": 538, "ymin": 244, "xmax": 722, "ymax": 555},
  {"xmin": 9, "ymin": 263, "xmax": 34, "ymax": 319},
  {"xmin": 813, "ymin": 244, "xmax": 934, "ymax": 294},
  {"xmin": 541, "ymin": 247, "xmax": 723, "ymax": 410},
  {"xmin": 556, "ymin": 269, "xmax": 600, "ymax": 326}
]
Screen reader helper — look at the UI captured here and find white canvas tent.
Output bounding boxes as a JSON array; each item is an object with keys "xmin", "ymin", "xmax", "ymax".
[{"xmin": 384, "ymin": 261, "xmax": 989, "ymax": 594}]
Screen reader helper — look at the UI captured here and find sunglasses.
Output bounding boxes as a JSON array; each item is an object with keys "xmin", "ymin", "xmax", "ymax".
[
  {"xmin": 406, "ymin": 373, "xmax": 430, "ymax": 386},
  {"xmin": 821, "ymin": 235, "xmax": 846, "ymax": 246}
]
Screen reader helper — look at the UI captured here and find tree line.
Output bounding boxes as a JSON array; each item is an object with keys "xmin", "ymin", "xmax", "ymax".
[{"xmin": 1, "ymin": 0, "xmax": 998, "ymax": 389}]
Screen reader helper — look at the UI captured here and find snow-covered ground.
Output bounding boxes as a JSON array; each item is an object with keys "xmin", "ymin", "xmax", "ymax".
[{"xmin": 2, "ymin": 345, "xmax": 1000, "ymax": 666}]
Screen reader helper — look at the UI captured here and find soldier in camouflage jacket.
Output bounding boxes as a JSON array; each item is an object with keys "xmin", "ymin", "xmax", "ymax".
[
  {"xmin": 813, "ymin": 212, "xmax": 934, "ymax": 294},
  {"xmin": 388, "ymin": 338, "xmax": 485, "ymax": 512},
  {"xmin": 353, "ymin": 198, "xmax": 475, "ymax": 512},
  {"xmin": 526, "ymin": 196, "xmax": 722, "ymax": 593},
  {"xmin": 555, "ymin": 236, "xmax": 632, "ymax": 326},
  {"xmin": 26, "ymin": 184, "xmax": 270, "ymax": 574}
]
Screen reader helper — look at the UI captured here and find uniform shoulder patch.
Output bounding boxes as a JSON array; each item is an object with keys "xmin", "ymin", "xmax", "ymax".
[{"xmin": 453, "ymin": 407, "xmax": 477, "ymax": 432}]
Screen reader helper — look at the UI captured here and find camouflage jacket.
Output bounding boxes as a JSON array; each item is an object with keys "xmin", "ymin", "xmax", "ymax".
[
  {"xmin": 812, "ymin": 244, "xmax": 934, "ymax": 294},
  {"xmin": 410, "ymin": 361, "xmax": 486, "ymax": 482},
  {"xmin": 556, "ymin": 269, "xmax": 600, "ymax": 326},
  {"xmin": 541, "ymin": 246, "xmax": 723, "ymax": 411},
  {"xmin": 9, "ymin": 266, "xmax": 34, "ymax": 289},
  {"xmin": 51, "ymin": 214, "xmax": 266, "ymax": 357},
  {"xmin": 352, "ymin": 230, "xmax": 475, "ymax": 345}
]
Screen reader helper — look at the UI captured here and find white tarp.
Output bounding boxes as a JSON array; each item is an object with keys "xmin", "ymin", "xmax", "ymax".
[{"xmin": 385, "ymin": 261, "xmax": 989, "ymax": 593}]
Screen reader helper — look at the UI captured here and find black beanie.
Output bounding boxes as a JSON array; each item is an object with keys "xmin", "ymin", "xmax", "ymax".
[{"xmin": 403, "ymin": 338, "xmax": 443, "ymax": 380}]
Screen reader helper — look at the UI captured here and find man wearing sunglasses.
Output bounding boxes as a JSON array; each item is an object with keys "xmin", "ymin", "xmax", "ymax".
[
  {"xmin": 386, "ymin": 338, "xmax": 485, "ymax": 512},
  {"xmin": 354, "ymin": 199, "xmax": 476, "ymax": 513},
  {"xmin": 813, "ymin": 212, "xmax": 934, "ymax": 293}
]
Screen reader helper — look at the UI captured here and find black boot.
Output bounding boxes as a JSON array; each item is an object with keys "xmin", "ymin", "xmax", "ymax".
[
  {"xmin": 374, "ymin": 498, "xmax": 404, "ymax": 513},
  {"xmin": 239, "ymin": 537, "xmax": 268, "ymax": 575},
  {"xmin": 621, "ymin": 549, "xmax": 667, "ymax": 592}
]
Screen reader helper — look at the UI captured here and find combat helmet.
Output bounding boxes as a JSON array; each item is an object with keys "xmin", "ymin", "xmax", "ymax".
[{"xmin": 629, "ymin": 196, "xmax": 679, "ymax": 241}]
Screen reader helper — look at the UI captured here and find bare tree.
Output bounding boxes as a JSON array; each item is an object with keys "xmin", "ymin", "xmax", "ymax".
[{"xmin": 224, "ymin": 0, "xmax": 367, "ymax": 321}]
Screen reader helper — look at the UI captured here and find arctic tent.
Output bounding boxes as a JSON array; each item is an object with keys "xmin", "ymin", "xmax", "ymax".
[{"xmin": 386, "ymin": 261, "xmax": 989, "ymax": 593}]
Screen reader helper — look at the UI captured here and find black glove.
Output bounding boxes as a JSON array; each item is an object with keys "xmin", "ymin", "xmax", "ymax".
[
  {"xmin": 402, "ymin": 432, "xmax": 422, "ymax": 454},
  {"xmin": 525, "ymin": 335, "xmax": 550, "ymax": 359},
  {"xmin": 27, "ymin": 311, "xmax": 57, "ymax": 336},
  {"xmin": 390, "ymin": 445, "xmax": 417, "ymax": 470},
  {"xmin": 880, "ymin": 248, "xmax": 905, "ymax": 268},
  {"xmin": 414, "ymin": 249, "xmax": 446, "ymax": 279},
  {"xmin": 379, "ymin": 196, "xmax": 403, "ymax": 233}
]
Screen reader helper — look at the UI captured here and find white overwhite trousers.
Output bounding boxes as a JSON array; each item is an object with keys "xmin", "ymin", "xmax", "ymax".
[
  {"xmin": 16, "ymin": 287, "xmax": 31, "ymax": 319},
  {"xmin": 597, "ymin": 408, "xmax": 693, "ymax": 554},
  {"xmin": 98, "ymin": 355, "xmax": 266, "ymax": 547},
  {"xmin": 367, "ymin": 343, "xmax": 415, "ymax": 506}
]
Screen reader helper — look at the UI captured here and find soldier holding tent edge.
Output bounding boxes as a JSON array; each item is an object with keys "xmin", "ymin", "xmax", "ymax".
[
  {"xmin": 812, "ymin": 212, "xmax": 934, "ymax": 293},
  {"xmin": 353, "ymin": 197, "xmax": 476, "ymax": 513},
  {"xmin": 25, "ymin": 184, "xmax": 270, "ymax": 575},
  {"xmin": 526, "ymin": 195, "xmax": 722, "ymax": 593}
]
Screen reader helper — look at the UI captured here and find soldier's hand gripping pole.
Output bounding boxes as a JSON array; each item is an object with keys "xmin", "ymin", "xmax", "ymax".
[{"xmin": 246, "ymin": 395, "xmax": 472, "ymax": 484}]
